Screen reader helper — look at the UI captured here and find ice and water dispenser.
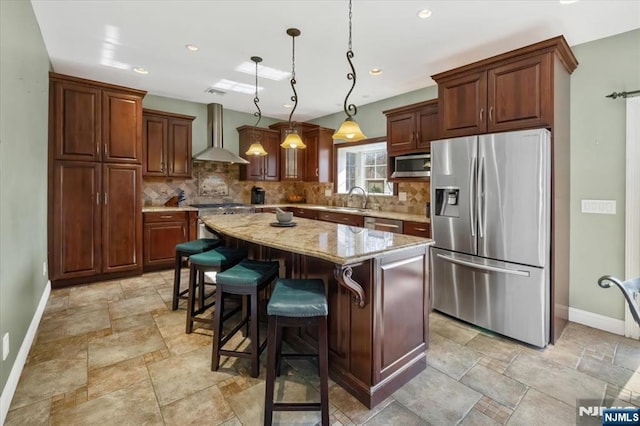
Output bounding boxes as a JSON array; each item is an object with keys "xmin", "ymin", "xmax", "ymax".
[{"xmin": 434, "ymin": 188, "xmax": 460, "ymax": 217}]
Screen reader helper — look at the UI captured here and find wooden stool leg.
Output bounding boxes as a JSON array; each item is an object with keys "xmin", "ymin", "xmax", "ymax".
[
  {"xmin": 172, "ymin": 252, "xmax": 182, "ymax": 311},
  {"xmin": 186, "ymin": 263, "xmax": 197, "ymax": 333},
  {"xmin": 264, "ymin": 316, "xmax": 278, "ymax": 426},
  {"xmin": 318, "ymin": 316, "xmax": 329, "ymax": 426},
  {"xmin": 211, "ymin": 285, "xmax": 225, "ymax": 371},
  {"xmin": 250, "ymin": 291, "xmax": 260, "ymax": 378},
  {"xmin": 198, "ymin": 269, "xmax": 205, "ymax": 309},
  {"xmin": 275, "ymin": 321, "xmax": 284, "ymax": 377}
]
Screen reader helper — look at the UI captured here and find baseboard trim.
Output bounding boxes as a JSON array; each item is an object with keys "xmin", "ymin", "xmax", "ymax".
[
  {"xmin": 0, "ymin": 280, "xmax": 50, "ymax": 425},
  {"xmin": 568, "ymin": 307, "xmax": 625, "ymax": 336}
]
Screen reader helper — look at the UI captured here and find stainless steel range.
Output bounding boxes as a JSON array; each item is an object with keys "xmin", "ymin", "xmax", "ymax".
[{"xmin": 191, "ymin": 203, "xmax": 255, "ymax": 238}]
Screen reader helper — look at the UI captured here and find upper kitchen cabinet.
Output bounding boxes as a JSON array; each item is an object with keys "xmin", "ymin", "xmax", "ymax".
[
  {"xmin": 238, "ymin": 125, "xmax": 280, "ymax": 181},
  {"xmin": 50, "ymin": 72, "xmax": 146, "ymax": 163},
  {"xmin": 269, "ymin": 121, "xmax": 334, "ymax": 182},
  {"xmin": 143, "ymin": 109, "xmax": 195, "ymax": 178},
  {"xmin": 384, "ymin": 99, "xmax": 439, "ymax": 155},
  {"xmin": 432, "ymin": 36, "xmax": 578, "ymax": 138}
]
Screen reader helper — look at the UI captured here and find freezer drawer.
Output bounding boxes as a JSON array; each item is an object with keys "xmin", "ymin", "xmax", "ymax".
[{"xmin": 430, "ymin": 247, "xmax": 549, "ymax": 347}]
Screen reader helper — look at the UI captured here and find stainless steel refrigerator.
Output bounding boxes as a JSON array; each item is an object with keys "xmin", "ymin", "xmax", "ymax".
[{"xmin": 430, "ymin": 128, "xmax": 551, "ymax": 347}]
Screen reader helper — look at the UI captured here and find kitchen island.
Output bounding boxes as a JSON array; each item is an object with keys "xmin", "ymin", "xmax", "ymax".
[{"xmin": 201, "ymin": 212, "xmax": 433, "ymax": 408}]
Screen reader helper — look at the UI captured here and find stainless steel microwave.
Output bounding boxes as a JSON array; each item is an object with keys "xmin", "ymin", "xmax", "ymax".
[{"xmin": 391, "ymin": 153, "xmax": 431, "ymax": 178}]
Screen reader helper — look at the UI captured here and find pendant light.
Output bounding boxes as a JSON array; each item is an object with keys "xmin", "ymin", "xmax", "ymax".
[
  {"xmin": 245, "ymin": 56, "xmax": 268, "ymax": 156},
  {"xmin": 280, "ymin": 28, "xmax": 306, "ymax": 149},
  {"xmin": 332, "ymin": 0, "xmax": 367, "ymax": 142}
]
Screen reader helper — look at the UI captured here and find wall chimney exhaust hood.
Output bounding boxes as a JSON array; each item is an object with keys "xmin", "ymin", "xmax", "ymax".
[{"xmin": 192, "ymin": 103, "xmax": 249, "ymax": 164}]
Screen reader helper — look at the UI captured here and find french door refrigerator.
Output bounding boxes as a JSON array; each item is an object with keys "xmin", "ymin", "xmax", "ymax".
[{"xmin": 430, "ymin": 128, "xmax": 551, "ymax": 347}]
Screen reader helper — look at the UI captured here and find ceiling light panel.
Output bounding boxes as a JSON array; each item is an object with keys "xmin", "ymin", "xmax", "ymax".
[
  {"xmin": 235, "ymin": 61, "xmax": 289, "ymax": 81},
  {"xmin": 213, "ymin": 79, "xmax": 260, "ymax": 94}
]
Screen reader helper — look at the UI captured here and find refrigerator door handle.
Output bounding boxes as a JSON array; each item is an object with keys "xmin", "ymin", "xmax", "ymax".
[
  {"xmin": 469, "ymin": 156, "xmax": 477, "ymax": 237},
  {"xmin": 478, "ymin": 156, "xmax": 486, "ymax": 238},
  {"xmin": 436, "ymin": 253, "xmax": 530, "ymax": 277}
]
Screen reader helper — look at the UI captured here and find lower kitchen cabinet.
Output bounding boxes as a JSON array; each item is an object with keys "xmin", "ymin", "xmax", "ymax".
[
  {"xmin": 143, "ymin": 211, "xmax": 189, "ymax": 270},
  {"xmin": 403, "ymin": 220, "xmax": 431, "ymax": 238},
  {"xmin": 50, "ymin": 161, "xmax": 142, "ymax": 284}
]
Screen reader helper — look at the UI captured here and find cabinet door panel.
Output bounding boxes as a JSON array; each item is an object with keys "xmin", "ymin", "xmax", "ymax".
[
  {"xmin": 387, "ymin": 113, "xmax": 415, "ymax": 153},
  {"xmin": 144, "ymin": 222, "xmax": 187, "ymax": 268},
  {"xmin": 439, "ymin": 71, "xmax": 487, "ymax": 138},
  {"xmin": 52, "ymin": 161, "xmax": 102, "ymax": 279},
  {"xmin": 103, "ymin": 91, "xmax": 142, "ymax": 163},
  {"xmin": 416, "ymin": 106, "xmax": 438, "ymax": 150},
  {"xmin": 168, "ymin": 119, "xmax": 192, "ymax": 177},
  {"xmin": 262, "ymin": 131, "xmax": 280, "ymax": 181},
  {"xmin": 488, "ymin": 54, "xmax": 551, "ymax": 132},
  {"xmin": 102, "ymin": 164, "xmax": 141, "ymax": 273},
  {"xmin": 142, "ymin": 115, "xmax": 166, "ymax": 176},
  {"xmin": 54, "ymin": 82, "xmax": 101, "ymax": 161}
]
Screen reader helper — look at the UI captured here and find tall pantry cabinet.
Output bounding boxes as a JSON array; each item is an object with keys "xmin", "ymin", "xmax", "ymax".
[{"xmin": 48, "ymin": 72, "xmax": 146, "ymax": 286}]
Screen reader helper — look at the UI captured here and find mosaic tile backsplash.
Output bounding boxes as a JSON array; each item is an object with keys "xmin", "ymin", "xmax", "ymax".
[{"xmin": 142, "ymin": 161, "xmax": 430, "ymax": 215}]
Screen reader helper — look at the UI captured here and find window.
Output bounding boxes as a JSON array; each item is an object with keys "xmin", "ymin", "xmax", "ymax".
[{"xmin": 335, "ymin": 139, "xmax": 393, "ymax": 195}]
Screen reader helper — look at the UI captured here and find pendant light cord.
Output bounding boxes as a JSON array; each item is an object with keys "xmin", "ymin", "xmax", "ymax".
[
  {"xmin": 287, "ymin": 30, "xmax": 299, "ymax": 127},
  {"xmin": 253, "ymin": 57, "xmax": 262, "ymax": 127},
  {"xmin": 343, "ymin": 0, "xmax": 357, "ymax": 119}
]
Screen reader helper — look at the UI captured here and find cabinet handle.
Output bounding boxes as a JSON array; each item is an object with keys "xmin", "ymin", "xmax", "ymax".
[
  {"xmin": 104, "ymin": 193, "xmax": 108, "ymax": 205},
  {"xmin": 315, "ymin": 168, "xmax": 319, "ymax": 177},
  {"xmin": 489, "ymin": 106, "xmax": 493, "ymax": 122},
  {"xmin": 184, "ymin": 159, "xmax": 188, "ymax": 173},
  {"xmin": 416, "ymin": 130, "xmax": 421, "ymax": 142},
  {"xmin": 160, "ymin": 215, "xmax": 173, "ymax": 219},
  {"xmin": 104, "ymin": 144, "xmax": 108, "ymax": 157},
  {"xmin": 160, "ymin": 163, "xmax": 164, "ymax": 172},
  {"xmin": 96, "ymin": 142, "xmax": 100, "ymax": 156},
  {"xmin": 414, "ymin": 227, "xmax": 427, "ymax": 232},
  {"xmin": 96, "ymin": 192, "xmax": 100, "ymax": 205},
  {"xmin": 479, "ymin": 108, "xmax": 484, "ymax": 123},
  {"xmin": 183, "ymin": 227, "xmax": 186, "ymax": 238}
]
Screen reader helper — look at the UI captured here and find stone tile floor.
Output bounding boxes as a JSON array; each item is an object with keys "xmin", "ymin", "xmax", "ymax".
[{"xmin": 5, "ymin": 270, "xmax": 640, "ymax": 425}]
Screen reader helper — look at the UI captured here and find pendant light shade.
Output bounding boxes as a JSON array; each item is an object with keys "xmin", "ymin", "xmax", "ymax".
[
  {"xmin": 245, "ymin": 56, "xmax": 269, "ymax": 156},
  {"xmin": 281, "ymin": 28, "xmax": 306, "ymax": 150},
  {"xmin": 333, "ymin": 0, "xmax": 367, "ymax": 142}
]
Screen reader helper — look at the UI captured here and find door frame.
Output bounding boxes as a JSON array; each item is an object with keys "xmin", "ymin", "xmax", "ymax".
[{"xmin": 625, "ymin": 96, "xmax": 640, "ymax": 339}]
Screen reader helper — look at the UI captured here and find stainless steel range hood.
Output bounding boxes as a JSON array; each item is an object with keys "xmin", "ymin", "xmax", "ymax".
[{"xmin": 192, "ymin": 103, "xmax": 249, "ymax": 164}]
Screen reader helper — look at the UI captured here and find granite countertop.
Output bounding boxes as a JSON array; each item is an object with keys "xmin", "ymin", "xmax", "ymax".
[
  {"xmin": 201, "ymin": 212, "xmax": 432, "ymax": 265},
  {"xmin": 142, "ymin": 206, "xmax": 199, "ymax": 212},
  {"xmin": 261, "ymin": 203, "xmax": 430, "ymax": 224}
]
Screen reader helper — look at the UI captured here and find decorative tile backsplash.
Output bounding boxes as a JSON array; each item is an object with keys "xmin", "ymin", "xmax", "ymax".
[{"xmin": 142, "ymin": 162, "xmax": 429, "ymax": 215}]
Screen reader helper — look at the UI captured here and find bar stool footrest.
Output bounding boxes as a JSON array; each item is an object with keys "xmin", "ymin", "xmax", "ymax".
[{"xmin": 273, "ymin": 402, "xmax": 322, "ymax": 411}]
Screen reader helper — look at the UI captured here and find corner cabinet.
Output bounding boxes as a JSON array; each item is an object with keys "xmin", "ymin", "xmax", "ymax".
[
  {"xmin": 383, "ymin": 99, "xmax": 438, "ymax": 155},
  {"xmin": 432, "ymin": 37, "xmax": 577, "ymax": 138},
  {"xmin": 143, "ymin": 109, "xmax": 195, "ymax": 178},
  {"xmin": 48, "ymin": 72, "xmax": 146, "ymax": 286},
  {"xmin": 237, "ymin": 125, "xmax": 281, "ymax": 181}
]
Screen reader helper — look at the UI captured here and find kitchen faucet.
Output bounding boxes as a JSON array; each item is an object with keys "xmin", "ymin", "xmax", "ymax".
[{"xmin": 347, "ymin": 186, "xmax": 368, "ymax": 209}]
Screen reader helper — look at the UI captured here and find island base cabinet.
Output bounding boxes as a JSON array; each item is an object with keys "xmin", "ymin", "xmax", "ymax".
[{"xmin": 285, "ymin": 246, "xmax": 429, "ymax": 408}]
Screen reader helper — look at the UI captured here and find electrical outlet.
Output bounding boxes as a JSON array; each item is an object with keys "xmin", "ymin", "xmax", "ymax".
[
  {"xmin": 43, "ymin": 261, "xmax": 47, "ymax": 276},
  {"xmin": 398, "ymin": 192, "xmax": 407, "ymax": 202},
  {"xmin": 324, "ymin": 189, "xmax": 332, "ymax": 197},
  {"xmin": 2, "ymin": 333, "xmax": 9, "ymax": 361}
]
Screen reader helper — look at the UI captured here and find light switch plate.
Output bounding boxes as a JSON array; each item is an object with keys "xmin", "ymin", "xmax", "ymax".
[
  {"xmin": 581, "ymin": 199, "xmax": 616, "ymax": 214},
  {"xmin": 325, "ymin": 189, "xmax": 332, "ymax": 197},
  {"xmin": 398, "ymin": 192, "xmax": 407, "ymax": 202}
]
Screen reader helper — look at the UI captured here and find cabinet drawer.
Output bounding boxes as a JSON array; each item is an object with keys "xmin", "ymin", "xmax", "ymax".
[
  {"xmin": 144, "ymin": 211, "xmax": 188, "ymax": 223},
  {"xmin": 290, "ymin": 208, "xmax": 317, "ymax": 220},
  {"xmin": 318, "ymin": 211, "xmax": 363, "ymax": 227},
  {"xmin": 403, "ymin": 220, "xmax": 431, "ymax": 238}
]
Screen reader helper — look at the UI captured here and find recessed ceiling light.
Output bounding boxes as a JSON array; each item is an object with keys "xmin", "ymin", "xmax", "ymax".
[
  {"xmin": 417, "ymin": 9, "xmax": 432, "ymax": 19},
  {"xmin": 133, "ymin": 67, "xmax": 148, "ymax": 74},
  {"xmin": 369, "ymin": 68, "xmax": 383, "ymax": 76},
  {"xmin": 185, "ymin": 44, "xmax": 199, "ymax": 52}
]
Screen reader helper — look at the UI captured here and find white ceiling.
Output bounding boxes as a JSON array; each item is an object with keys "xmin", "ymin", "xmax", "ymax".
[{"xmin": 31, "ymin": 0, "xmax": 639, "ymax": 121}]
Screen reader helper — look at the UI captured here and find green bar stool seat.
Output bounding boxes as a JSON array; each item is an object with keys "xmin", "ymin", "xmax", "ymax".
[
  {"xmin": 185, "ymin": 246, "xmax": 248, "ymax": 333},
  {"xmin": 211, "ymin": 259, "xmax": 279, "ymax": 378},
  {"xmin": 264, "ymin": 278, "xmax": 329, "ymax": 426},
  {"xmin": 173, "ymin": 238, "xmax": 221, "ymax": 311}
]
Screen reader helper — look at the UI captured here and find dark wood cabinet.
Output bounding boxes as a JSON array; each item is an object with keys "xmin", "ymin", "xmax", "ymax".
[
  {"xmin": 317, "ymin": 211, "xmax": 364, "ymax": 227},
  {"xmin": 49, "ymin": 72, "xmax": 146, "ymax": 287},
  {"xmin": 143, "ymin": 211, "xmax": 189, "ymax": 270},
  {"xmin": 143, "ymin": 109, "xmax": 194, "ymax": 178},
  {"xmin": 433, "ymin": 39, "xmax": 571, "ymax": 138},
  {"xmin": 238, "ymin": 125, "xmax": 280, "ymax": 181},
  {"xmin": 403, "ymin": 220, "xmax": 431, "ymax": 238},
  {"xmin": 268, "ymin": 122, "xmax": 334, "ymax": 182},
  {"xmin": 289, "ymin": 207, "xmax": 318, "ymax": 220},
  {"xmin": 51, "ymin": 73, "xmax": 144, "ymax": 163},
  {"xmin": 384, "ymin": 100, "xmax": 438, "ymax": 155}
]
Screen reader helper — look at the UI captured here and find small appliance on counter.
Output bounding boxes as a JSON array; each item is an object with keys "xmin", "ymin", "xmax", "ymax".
[{"xmin": 251, "ymin": 186, "xmax": 265, "ymax": 204}]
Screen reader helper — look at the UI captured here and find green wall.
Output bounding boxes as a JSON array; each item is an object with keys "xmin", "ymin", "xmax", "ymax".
[
  {"xmin": 569, "ymin": 28, "xmax": 640, "ymax": 320},
  {"xmin": 0, "ymin": 0, "xmax": 50, "ymax": 398},
  {"xmin": 143, "ymin": 95, "xmax": 279, "ymax": 156}
]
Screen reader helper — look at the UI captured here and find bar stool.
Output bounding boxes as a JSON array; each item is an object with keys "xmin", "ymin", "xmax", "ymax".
[
  {"xmin": 264, "ymin": 278, "xmax": 329, "ymax": 426},
  {"xmin": 185, "ymin": 246, "xmax": 248, "ymax": 333},
  {"xmin": 212, "ymin": 259, "xmax": 279, "ymax": 378},
  {"xmin": 172, "ymin": 238, "xmax": 221, "ymax": 311}
]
